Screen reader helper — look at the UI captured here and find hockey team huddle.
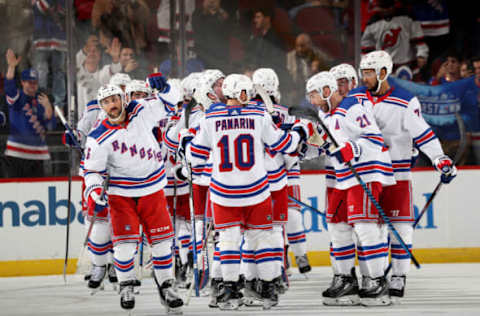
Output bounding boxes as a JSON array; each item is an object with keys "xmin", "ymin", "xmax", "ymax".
[{"xmin": 64, "ymin": 49, "xmax": 457, "ymax": 314}]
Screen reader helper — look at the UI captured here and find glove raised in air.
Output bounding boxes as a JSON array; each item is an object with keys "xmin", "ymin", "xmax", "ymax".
[{"xmin": 147, "ymin": 72, "xmax": 169, "ymax": 93}]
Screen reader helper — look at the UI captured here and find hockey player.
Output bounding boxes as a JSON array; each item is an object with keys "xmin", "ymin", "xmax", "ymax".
[
  {"xmin": 83, "ymin": 79, "xmax": 184, "ymax": 313},
  {"xmin": 109, "ymin": 73, "xmax": 131, "ymax": 92},
  {"xmin": 305, "ymin": 71, "xmax": 396, "ymax": 306},
  {"xmin": 330, "ymin": 63, "xmax": 358, "ymax": 97},
  {"xmin": 181, "ymin": 74, "xmax": 313, "ymax": 310},
  {"xmin": 352, "ymin": 50, "xmax": 457, "ymax": 299}
]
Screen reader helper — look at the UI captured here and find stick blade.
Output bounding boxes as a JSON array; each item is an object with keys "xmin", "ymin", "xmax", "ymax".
[{"xmin": 288, "ymin": 106, "xmax": 320, "ymax": 124}]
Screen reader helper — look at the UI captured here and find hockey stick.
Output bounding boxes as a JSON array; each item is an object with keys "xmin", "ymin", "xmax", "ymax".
[
  {"xmin": 254, "ymin": 84, "xmax": 275, "ymax": 114},
  {"xmin": 185, "ymin": 161, "xmax": 200, "ymax": 297},
  {"xmin": 289, "ymin": 106, "xmax": 421, "ymax": 268},
  {"xmin": 185, "ymin": 218, "xmax": 214, "ymax": 305},
  {"xmin": 413, "ymin": 112, "xmax": 467, "ymax": 228},
  {"xmin": 288, "ymin": 195, "xmax": 326, "ymax": 217},
  {"xmin": 54, "ymin": 106, "xmax": 82, "ymax": 150},
  {"xmin": 83, "ymin": 175, "xmax": 110, "ymax": 247}
]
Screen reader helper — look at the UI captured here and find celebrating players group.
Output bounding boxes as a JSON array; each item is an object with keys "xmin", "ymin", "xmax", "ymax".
[{"xmin": 63, "ymin": 49, "xmax": 457, "ymax": 313}]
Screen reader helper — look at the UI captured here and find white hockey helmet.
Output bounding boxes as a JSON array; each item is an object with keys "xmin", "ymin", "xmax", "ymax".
[
  {"xmin": 203, "ymin": 69, "xmax": 225, "ymax": 96},
  {"xmin": 181, "ymin": 72, "xmax": 203, "ymax": 100},
  {"xmin": 222, "ymin": 74, "xmax": 255, "ymax": 104},
  {"xmin": 193, "ymin": 81, "xmax": 215, "ymax": 109},
  {"xmin": 125, "ymin": 79, "xmax": 152, "ymax": 99},
  {"xmin": 359, "ymin": 50, "xmax": 393, "ymax": 93},
  {"xmin": 252, "ymin": 68, "xmax": 281, "ymax": 103},
  {"xmin": 306, "ymin": 71, "xmax": 338, "ymax": 110},
  {"xmin": 330, "ymin": 63, "xmax": 358, "ymax": 89},
  {"xmin": 109, "ymin": 73, "xmax": 132, "ymax": 89},
  {"xmin": 97, "ymin": 84, "xmax": 126, "ymax": 122}
]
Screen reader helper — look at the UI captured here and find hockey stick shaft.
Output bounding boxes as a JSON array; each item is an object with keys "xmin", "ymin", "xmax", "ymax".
[
  {"xmin": 314, "ymin": 113, "xmax": 420, "ymax": 268},
  {"xmin": 414, "ymin": 113, "xmax": 466, "ymax": 228},
  {"xmin": 83, "ymin": 175, "xmax": 110, "ymax": 247},
  {"xmin": 54, "ymin": 106, "xmax": 82, "ymax": 150},
  {"xmin": 186, "ymin": 162, "xmax": 200, "ymax": 297},
  {"xmin": 288, "ymin": 195, "xmax": 326, "ymax": 217}
]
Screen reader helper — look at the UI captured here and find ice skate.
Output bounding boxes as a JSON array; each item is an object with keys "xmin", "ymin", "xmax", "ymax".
[
  {"xmin": 274, "ymin": 276, "xmax": 288, "ymax": 295},
  {"xmin": 260, "ymin": 280, "xmax": 278, "ymax": 310},
  {"xmin": 360, "ymin": 275, "xmax": 391, "ymax": 306},
  {"xmin": 208, "ymin": 278, "xmax": 222, "ymax": 308},
  {"xmin": 119, "ymin": 280, "xmax": 136, "ymax": 311},
  {"xmin": 88, "ymin": 264, "xmax": 106, "ymax": 294},
  {"xmin": 156, "ymin": 278, "xmax": 184, "ymax": 315},
  {"xmin": 217, "ymin": 281, "xmax": 242, "ymax": 310},
  {"xmin": 242, "ymin": 279, "xmax": 263, "ymax": 306},
  {"xmin": 107, "ymin": 263, "xmax": 118, "ymax": 291},
  {"xmin": 322, "ymin": 268, "xmax": 360, "ymax": 306},
  {"xmin": 295, "ymin": 254, "xmax": 312, "ymax": 274},
  {"xmin": 389, "ymin": 275, "xmax": 406, "ymax": 302}
]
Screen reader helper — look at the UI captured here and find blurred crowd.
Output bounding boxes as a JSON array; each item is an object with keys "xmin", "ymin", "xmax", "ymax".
[{"xmin": 0, "ymin": 0, "xmax": 480, "ymax": 177}]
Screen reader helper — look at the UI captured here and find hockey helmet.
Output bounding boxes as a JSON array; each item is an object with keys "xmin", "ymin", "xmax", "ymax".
[
  {"xmin": 125, "ymin": 79, "xmax": 152, "ymax": 99},
  {"xmin": 181, "ymin": 72, "xmax": 203, "ymax": 100},
  {"xmin": 222, "ymin": 74, "xmax": 255, "ymax": 104},
  {"xmin": 203, "ymin": 69, "xmax": 225, "ymax": 97},
  {"xmin": 109, "ymin": 73, "xmax": 132, "ymax": 89},
  {"xmin": 359, "ymin": 50, "xmax": 393, "ymax": 93},
  {"xmin": 97, "ymin": 84, "xmax": 126, "ymax": 122},
  {"xmin": 252, "ymin": 68, "xmax": 281, "ymax": 103},
  {"xmin": 306, "ymin": 71, "xmax": 338, "ymax": 110},
  {"xmin": 330, "ymin": 63, "xmax": 358, "ymax": 89}
]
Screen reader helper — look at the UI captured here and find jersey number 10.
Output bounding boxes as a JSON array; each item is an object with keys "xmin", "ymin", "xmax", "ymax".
[{"xmin": 217, "ymin": 134, "xmax": 255, "ymax": 172}]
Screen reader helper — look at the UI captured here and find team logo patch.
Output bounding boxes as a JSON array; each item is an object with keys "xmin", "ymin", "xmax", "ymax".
[
  {"xmin": 267, "ymin": 215, "xmax": 272, "ymax": 221},
  {"xmin": 280, "ymin": 214, "xmax": 285, "ymax": 220},
  {"xmin": 125, "ymin": 225, "xmax": 131, "ymax": 231}
]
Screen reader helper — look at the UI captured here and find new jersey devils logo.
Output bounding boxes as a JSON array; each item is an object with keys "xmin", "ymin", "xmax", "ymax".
[{"xmin": 382, "ymin": 27, "xmax": 402, "ymax": 49}]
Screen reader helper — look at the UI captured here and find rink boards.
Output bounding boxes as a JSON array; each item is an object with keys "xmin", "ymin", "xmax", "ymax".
[{"xmin": 1, "ymin": 168, "xmax": 479, "ymax": 277}]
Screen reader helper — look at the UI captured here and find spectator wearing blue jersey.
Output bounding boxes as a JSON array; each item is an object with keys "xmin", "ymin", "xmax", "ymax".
[{"xmin": 2, "ymin": 49, "xmax": 56, "ymax": 178}]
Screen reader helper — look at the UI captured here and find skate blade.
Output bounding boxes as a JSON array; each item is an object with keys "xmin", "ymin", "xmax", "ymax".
[
  {"xmin": 89, "ymin": 283, "xmax": 105, "ymax": 295},
  {"xmin": 360, "ymin": 295, "xmax": 391, "ymax": 307},
  {"xmin": 166, "ymin": 307, "xmax": 183, "ymax": 315},
  {"xmin": 243, "ymin": 297, "xmax": 263, "ymax": 307},
  {"xmin": 322, "ymin": 295, "xmax": 360, "ymax": 306},
  {"xmin": 218, "ymin": 300, "xmax": 240, "ymax": 310}
]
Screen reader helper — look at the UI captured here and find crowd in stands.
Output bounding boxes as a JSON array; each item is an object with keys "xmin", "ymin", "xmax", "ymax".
[{"xmin": 1, "ymin": 0, "xmax": 480, "ymax": 177}]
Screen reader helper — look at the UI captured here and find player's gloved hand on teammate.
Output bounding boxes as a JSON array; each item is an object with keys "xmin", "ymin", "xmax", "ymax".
[
  {"xmin": 292, "ymin": 119, "xmax": 314, "ymax": 142},
  {"xmin": 271, "ymin": 111, "xmax": 282, "ymax": 125},
  {"xmin": 433, "ymin": 155, "xmax": 457, "ymax": 184},
  {"xmin": 329, "ymin": 141, "xmax": 361, "ymax": 164},
  {"xmin": 62, "ymin": 130, "xmax": 81, "ymax": 148},
  {"xmin": 88, "ymin": 188, "xmax": 108, "ymax": 214},
  {"xmin": 172, "ymin": 163, "xmax": 191, "ymax": 182},
  {"xmin": 147, "ymin": 72, "xmax": 169, "ymax": 93},
  {"xmin": 177, "ymin": 128, "xmax": 194, "ymax": 161}
]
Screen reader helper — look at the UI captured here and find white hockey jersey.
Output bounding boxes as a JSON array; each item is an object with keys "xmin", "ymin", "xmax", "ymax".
[
  {"xmin": 319, "ymin": 96, "xmax": 396, "ymax": 190},
  {"xmin": 350, "ymin": 85, "xmax": 445, "ymax": 181},
  {"xmin": 250, "ymin": 100, "xmax": 296, "ymax": 192},
  {"xmin": 361, "ymin": 15, "xmax": 428, "ymax": 65},
  {"xmin": 186, "ymin": 103, "xmax": 303, "ymax": 207},
  {"xmin": 83, "ymin": 97, "xmax": 173, "ymax": 199}
]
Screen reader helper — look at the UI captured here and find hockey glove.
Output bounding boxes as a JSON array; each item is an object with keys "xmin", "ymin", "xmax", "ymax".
[
  {"xmin": 433, "ymin": 155, "xmax": 457, "ymax": 184},
  {"xmin": 0, "ymin": 111, "xmax": 6, "ymax": 127},
  {"xmin": 329, "ymin": 141, "xmax": 361, "ymax": 164},
  {"xmin": 147, "ymin": 72, "xmax": 169, "ymax": 93},
  {"xmin": 307, "ymin": 125, "xmax": 328, "ymax": 147},
  {"xmin": 173, "ymin": 164, "xmax": 191, "ymax": 182},
  {"xmin": 62, "ymin": 130, "xmax": 81, "ymax": 148},
  {"xmin": 411, "ymin": 147, "xmax": 420, "ymax": 167},
  {"xmin": 292, "ymin": 119, "xmax": 314, "ymax": 142},
  {"xmin": 177, "ymin": 128, "xmax": 194, "ymax": 161},
  {"xmin": 88, "ymin": 188, "xmax": 108, "ymax": 214},
  {"xmin": 271, "ymin": 111, "xmax": 282, "ymax": 125}
]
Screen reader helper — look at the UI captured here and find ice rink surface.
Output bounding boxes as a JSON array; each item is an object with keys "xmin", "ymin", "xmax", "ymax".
[{"xmin": 1, "ymin": 263, "xmax": 480, "ymax": 316}]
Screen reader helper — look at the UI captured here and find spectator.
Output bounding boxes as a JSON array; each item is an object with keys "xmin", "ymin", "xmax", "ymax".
[
  {"xmin": 76, "ymin": 38, "xmax": 121, "ymax": 116},
  {"xmin": 2, "ymin": 49, "xmax": 56, "ymax": 178},
  {"xmin": 285, "ymin": 33, "xmax": 328, "ymax": 104},
  {"xmin": 91, "ymin": 0, "xmax": 150, "ymax": 54},
  {"xmin": 471, "ymin": 56, "xmax": 480, "ymax": 164},
  {"xmin": 192, "ymin": 0, "xmax": 231, "ymax": 71},
  {"xmin": 361, "ymin": 0, "xmax": 429, "ymax": 77},
  {"xmin": 429, "ymin": 51, "xmax": 461, "ymax": 85},
  {"xmin": 246, "ymin": 8, "xmax": 285, "ymax": 71},
  {"xmin": 76, "ymin": 34, "xmax": 100, "ymax": 69},
  {"xmin": 119, "ymin": 46, "xmax": 149, "ymax": 80},
  {"xmin": 0, "ymin": 0, "xmax": 33, "ymax": 74},
  {"xmin": 460, "ymin": 59, "xmax": 474, "ymax": 79},
  {"xmin": 32, "ymin": 0, "xmax": 67, "ymax": 112}
]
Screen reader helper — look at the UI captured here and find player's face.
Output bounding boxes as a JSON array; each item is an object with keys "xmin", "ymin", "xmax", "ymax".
[
  {"xmin": 239, "ymin": 90, "xmax": 248, "ymax": 103},
  {"xmin": 130, "ymin": 91, "xmax": 148, "ymax": 101},
  {"xmin": 101, "ymin": 95, "xmax": 123, "ymax": 119},
  {"xmin": 336, "ymin": 78, "xmax": 349, "ymax": 97},
  {"xmin": 213, "ymin": 78, "xmax": 225, "ymax": 102},
  {"xmin": 361, "ymin": 69, "xmax": 378, "ymax": 91}
]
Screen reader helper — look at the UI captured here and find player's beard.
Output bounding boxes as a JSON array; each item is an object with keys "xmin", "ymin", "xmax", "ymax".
[
  {"xmin": 367, "ymin": 80, "xmax": 380, "ymax": 94},
  {"xmin": 107, "ymin": 105, "xmax": 125, "ymax": 123}
]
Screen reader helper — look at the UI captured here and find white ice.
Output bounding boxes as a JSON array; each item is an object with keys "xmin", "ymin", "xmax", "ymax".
[{"xmin": 1, "ymin": 264, "xmax": 480, "ymax": 316}]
